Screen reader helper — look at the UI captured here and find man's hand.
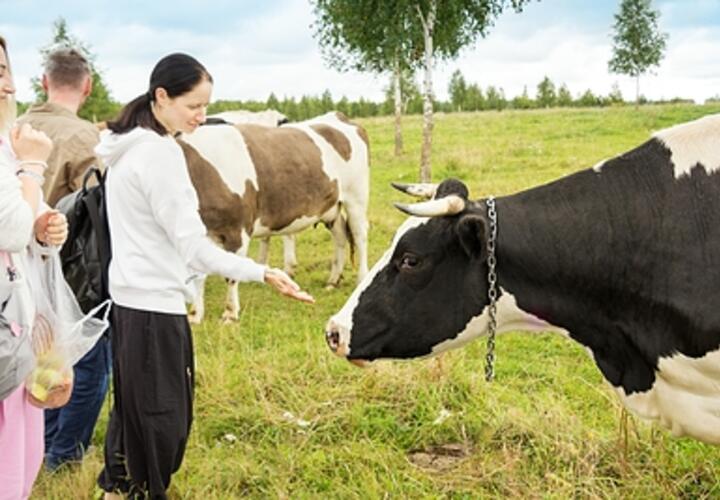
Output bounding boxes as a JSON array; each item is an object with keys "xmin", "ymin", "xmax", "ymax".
[
  {"xmin": 264, "ymin": 268, "xmax": 315, "ymax": 303},
  {"xmin": 35, "ymin": 210, "xmax": 68, "ymax": 246}
]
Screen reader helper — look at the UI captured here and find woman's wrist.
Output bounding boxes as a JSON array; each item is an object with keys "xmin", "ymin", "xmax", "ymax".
[
  {"xmin": 16, "ymin": 169, "xmax": 45, "ymax": 186},
  {"xmin": 17, "ymin": 159, "xmax": 49, "ymax": 172}
]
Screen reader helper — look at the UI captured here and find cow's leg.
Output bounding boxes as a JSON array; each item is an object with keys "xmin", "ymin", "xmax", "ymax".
[
  {"xmin": 282, "ymin": 235, "xmax": 297, "ymax": 277},
  {"xmin": 326, "ymin": 215, "xmax": 348, "ymax": 288},
  {"xmin": 222, "ymin": 278, "xmax": 240, "ymax": 323},
  {"xmin": 222, "ymin": 244, "xmax": 250, "ymax": 323},
  {"xmin": 188, "ymin": 275, "xmax": 207, "ymax": 324},
  {"xmin": 258, "ymin": 236, "xmax": 296, "ymax": 275},
  {"xmin": 257, "ymin": 237, "xmax": 271, "ymax": 265},
  {"xmin": 345, "ymin": 205, "xmax": 369, "ymax": 282}
]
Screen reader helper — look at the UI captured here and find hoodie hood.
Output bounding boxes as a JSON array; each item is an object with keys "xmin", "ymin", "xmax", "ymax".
[{"xmin": 95, "ymin": 127, "xmax": 165, "ymax": 167}]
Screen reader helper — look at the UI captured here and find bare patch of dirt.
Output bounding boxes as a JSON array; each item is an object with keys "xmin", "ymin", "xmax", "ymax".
[{"xmin": 407, "ymin": 443, "xmax": 472, "ymax": 472}]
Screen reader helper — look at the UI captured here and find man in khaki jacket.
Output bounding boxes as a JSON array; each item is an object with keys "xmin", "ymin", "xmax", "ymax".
[
  {"xmin": 18, "ymin": 47, "xmax": 110, "ymax": 472},
  {"xmin": 18, "ymin": 48, "xmax": 100, "ymax": 206}
]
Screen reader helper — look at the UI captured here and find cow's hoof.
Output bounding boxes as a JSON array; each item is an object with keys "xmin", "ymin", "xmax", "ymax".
[
  {"xmin": 326, "ymin": 274, "xmax": 342, "ymax": 289},
  {"xmin": 221, "ymin": 310, "xmax": 239, "ymax": 323}
]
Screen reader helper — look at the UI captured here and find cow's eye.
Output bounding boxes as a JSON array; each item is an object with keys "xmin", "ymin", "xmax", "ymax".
[{"xmin": 399, "ymin": 253, "xmax": 420, "ymax": 271}]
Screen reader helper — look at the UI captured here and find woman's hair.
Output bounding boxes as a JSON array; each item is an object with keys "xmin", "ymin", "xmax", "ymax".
[
  {"xmin": 107, "ymin": 53, "xmax": 212, "ymax": 135},
  {"xmin": 0, "ymin": 36, "xmax": 17, "ymax": 134}
]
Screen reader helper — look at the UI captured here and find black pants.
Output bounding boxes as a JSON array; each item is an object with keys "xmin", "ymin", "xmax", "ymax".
[{"xmin": 98, "ymin": 305, "xmax": 194, "ymax": 499}]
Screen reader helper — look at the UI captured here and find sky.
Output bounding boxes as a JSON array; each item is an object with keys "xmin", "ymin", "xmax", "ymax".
[{"xmin": 1, "ymin": 0, "xmax": 719, "ymax": 105}]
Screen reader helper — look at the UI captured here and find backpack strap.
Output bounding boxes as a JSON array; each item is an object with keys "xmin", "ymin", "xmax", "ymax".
[
  {"xmin": 83, "ymin": 168, "xmax": 112, "ymax": 298},
  {"xmin": 82, "ymin": 166, "xmax": 104, "ymax": 195}
]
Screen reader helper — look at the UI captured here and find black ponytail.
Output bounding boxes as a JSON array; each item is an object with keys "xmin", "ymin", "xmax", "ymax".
[
  {"xmin": 107, "ymin": 92, "xmax": 163, "ymax": 135},
  {"xmin": 107, "ymin": 53, "xmax": 212, "ymax": 136}
]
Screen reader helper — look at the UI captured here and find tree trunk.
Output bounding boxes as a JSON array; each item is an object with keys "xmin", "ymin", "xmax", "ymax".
[
  {"xmin": 635, "ymin": 74, "xmax": 640, "ymax": 109},
  {"xmin": 417, "ymin": 1, "xmax": 436, "ymax": 183},
  {"xmin": 393, "ymin": 60, "xmax": 404, "ymax": 156}
]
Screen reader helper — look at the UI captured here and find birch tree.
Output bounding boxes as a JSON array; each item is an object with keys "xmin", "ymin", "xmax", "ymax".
[
  {"xmin": 313, "ymin": 0, "xmax": 535, "ymax": 181},
  {"xmin": 608, "ymin": 0, "xmax": 667, "ymax": 107},
  {"xmin": 312, "ymin": 1, "xmax": 414, "ymax": 156}
]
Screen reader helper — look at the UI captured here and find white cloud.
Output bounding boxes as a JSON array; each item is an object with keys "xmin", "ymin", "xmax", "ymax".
[
  {"xmin": 2, "ymin": 0, "xmax": 719, "ymax": 105},
  {"xmin": 435, "ymin": 18, "xmax": 720, "ymax": 104},
  {"xmin": 47, "ymin": 2, "xmax": 386, "ymax": 103}
]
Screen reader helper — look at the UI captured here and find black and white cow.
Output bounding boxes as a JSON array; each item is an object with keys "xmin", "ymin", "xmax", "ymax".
[{"xmin": 325, "ymin": 113, "xmax": 720, "ymax": 444}]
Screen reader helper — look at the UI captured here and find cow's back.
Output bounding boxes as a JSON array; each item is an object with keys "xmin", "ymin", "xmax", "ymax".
[
  {"xmin": 285, "ymin": 112, "xmax": 370, "ymax": 210},
  {"xmin": 181, "ymin": 123, "xmax": 342, "ymax": 245},
  {"xmin": 237, "ymin": 124, "xmax": 340, "ymax": 233}
]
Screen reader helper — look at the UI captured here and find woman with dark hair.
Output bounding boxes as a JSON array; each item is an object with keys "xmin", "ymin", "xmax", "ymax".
[{"xmin": 96, "ymin": 53, "xmax": 313, "ymax": 500}]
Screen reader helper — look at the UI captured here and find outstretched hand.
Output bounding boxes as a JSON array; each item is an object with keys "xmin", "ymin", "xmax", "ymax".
[{"xmin": 264, "ymin": 268, "xmax": 315, "ymax": 304}]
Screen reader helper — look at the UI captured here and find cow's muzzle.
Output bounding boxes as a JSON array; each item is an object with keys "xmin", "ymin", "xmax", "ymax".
[
  {"xmin": 325, "ymin": 320, "xmax": 369, "ymax": 367},
  {"xmin": 325, "ymin": 328, "xmax": 340, "ymax": 352},
  {"xmin": 325, "ymin": 320, "xmax": 350, "ymax": 357}
]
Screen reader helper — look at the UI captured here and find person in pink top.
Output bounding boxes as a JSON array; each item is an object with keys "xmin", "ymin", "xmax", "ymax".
[{"xmin": 0, "ymin": 35, "xmax": 72, "ymax": 500}]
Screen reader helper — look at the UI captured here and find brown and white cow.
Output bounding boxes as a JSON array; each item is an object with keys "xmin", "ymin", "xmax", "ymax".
[
  {"xmin": 204, "ymin": 109, "xmax": 296, "ymax": 270},
  {"xmin": 206, "ymin": 109, "xmax": 289, "ymax": 127},
  {"xmin": 180, "ymin": 111, "xmax": 370, "ymax": 323}
]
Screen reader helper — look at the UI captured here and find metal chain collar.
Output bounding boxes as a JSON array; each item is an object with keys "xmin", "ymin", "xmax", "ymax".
[{"xmin": 485, "ymin": 197, "xmax": 498, "ymax": 382}]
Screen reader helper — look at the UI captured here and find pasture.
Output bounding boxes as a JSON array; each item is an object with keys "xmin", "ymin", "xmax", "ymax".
[{"xmin": 35, "ymin": 104, "xmax": 720, "ymax": 498}]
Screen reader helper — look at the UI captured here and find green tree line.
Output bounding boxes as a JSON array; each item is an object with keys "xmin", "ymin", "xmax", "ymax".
[
  {"xmin": 205, "ymin": 71, "xmax": 694, "ymax": 122},
  {"xmin": 18, "ymin": 77, "xmax": 695, "ymax": 124}
]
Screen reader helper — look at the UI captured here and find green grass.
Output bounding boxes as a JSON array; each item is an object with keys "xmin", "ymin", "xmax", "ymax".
[{"xmin": 34, "ymin": 104, "xmax": 720, "ymax": 499}]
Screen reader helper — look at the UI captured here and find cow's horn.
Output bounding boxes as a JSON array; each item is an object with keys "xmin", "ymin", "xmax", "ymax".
[
  {"xmin": 391, "ymin": 182, "xmax": 438, "ymax": 200},
  {"xmin": 394, "ymin": 195, "xmax": 465, "ymax": 217}
]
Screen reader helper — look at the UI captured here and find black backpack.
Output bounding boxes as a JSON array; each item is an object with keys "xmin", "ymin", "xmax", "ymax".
[{"xmin": 55, "ymin": 167, "xmax": 111, "ymax": 314}]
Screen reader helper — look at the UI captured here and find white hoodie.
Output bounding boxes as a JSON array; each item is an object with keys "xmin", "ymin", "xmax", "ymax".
[{"xmin": 97, "ymin": 127, "xmax": 266, "ymax": 315}]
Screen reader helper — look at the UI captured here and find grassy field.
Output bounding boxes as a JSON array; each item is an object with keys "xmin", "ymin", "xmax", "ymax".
[{"xmin": 34, "ymin": 104, "xmax": 720, "ymax": 499}]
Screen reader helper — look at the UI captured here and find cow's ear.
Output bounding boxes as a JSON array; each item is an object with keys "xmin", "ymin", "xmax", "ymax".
[{"xmin": 456, "ymin": 214, "xmax": 487, "ymax": 258}]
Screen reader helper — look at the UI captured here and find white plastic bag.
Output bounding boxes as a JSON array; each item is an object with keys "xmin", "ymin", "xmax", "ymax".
[{"xmin": 24, "ymin": 247, "xmax": 110, "ymax": 403}]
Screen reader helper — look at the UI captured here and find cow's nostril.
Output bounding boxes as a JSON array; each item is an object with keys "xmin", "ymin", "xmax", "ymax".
[{"xmin": 326, "ymin": 329, "xmax": 340, "ymax": 352}]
